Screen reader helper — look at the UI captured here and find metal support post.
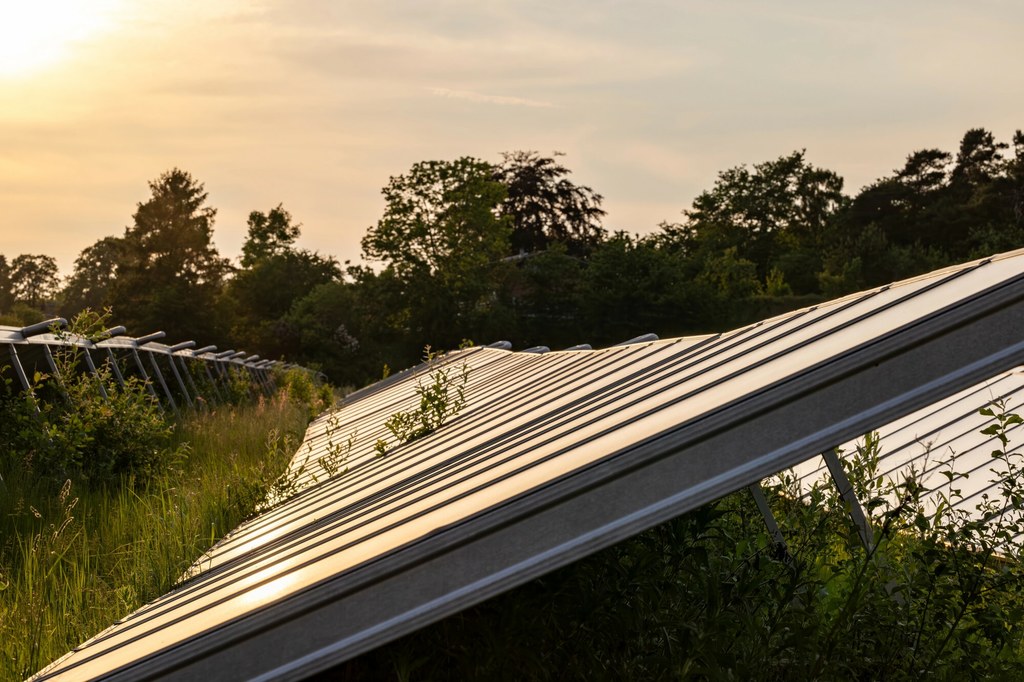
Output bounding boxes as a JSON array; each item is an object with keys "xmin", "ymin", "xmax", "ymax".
[
  {"xmin": 147, "ymin": 352, "xmax": 178, "ymax": 413},
  {"xmin": 823, "ymin": 448, "xmax": 875, "ymax": 551},
  {"xmin": 105, "ymin": 348, "xmax": 127, "ymax": 388},
  {"xmin": 81, "ymin": 348, "xmax": 109, "ymax": 400},
  {"xmin": 748, "ymin": 483, "xmax": 788, "ymax": 556},
  {"xmin": 175, "ymin": 356, "xmax": 201, "ymax": 407},
  {"xmin": 131, "ymin": 347, "xmax": 162, "ymax": 405},
  {"xmin": 201, "ymin": 361, "xmax": 224, "ymax": 402},
  {"xmin": 8, "ymin": 344, "xmax": 33, "ymax": 393},
  {"xmin": 41, "ymin": 344, "xmax": 60, "ymax": 379}
]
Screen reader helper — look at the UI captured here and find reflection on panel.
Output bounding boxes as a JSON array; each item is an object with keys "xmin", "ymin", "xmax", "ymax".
[{"xmin": 32, "ymin": 249, "xmax": 1024, "ymax": 681}]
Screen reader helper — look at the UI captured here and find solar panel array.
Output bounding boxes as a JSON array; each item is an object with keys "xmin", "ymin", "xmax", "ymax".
[
  {"xmin": 1, "ymin": 320, "xmax": 298, "ymax": 410},
  {"xmin": 33, "ymin": 249, "xmax": 1024, "ymax": 680}
]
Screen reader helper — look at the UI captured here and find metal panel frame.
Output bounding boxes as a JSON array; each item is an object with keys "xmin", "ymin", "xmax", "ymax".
[{"xmin": 35, "ymin": 254, "xmax": 1024, "ymax": 681}]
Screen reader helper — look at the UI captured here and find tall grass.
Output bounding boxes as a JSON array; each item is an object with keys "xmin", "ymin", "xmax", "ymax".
[{"xmin": 0, "ymin": 391, "xmax": 317, "ymax": 680}]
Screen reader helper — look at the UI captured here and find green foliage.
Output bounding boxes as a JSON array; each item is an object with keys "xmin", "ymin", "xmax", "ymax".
[
  {"xmin": 763, "ymin": 267, "xmax": 792, "ymax": 297},
  {"xmin": 60, "ymin": 236, "xmax": 124, "ymax": 318},
  {"xmin": 510, "ymin": 243, "xmax": 586, "ymax": 347},
  {"xmin": 362, "ymin": 157, "xmax": 511, "ymax": 284},
  {"xmin": 342, "ymin": 405, "xmax": 1024, "ymax": 679},
  {"xmin": 826, "ymin": 128, "xmax": 1024, "ymax": 290},
  {"xmin": 580, "ymin": 232, "xmax": 715, "ymax": 344},
  {"xmin": 0, "ymin": 254, "xmax": 16, "ymax": 313},
  {"xmin": 240, "ymin": 203, "xmax": 302, "ymax": 267},
  {"xmin": 9, "ymin": 253, "xmax": 60, "ymax": 310},
  {"xmin": 494, "ymin": 150, "xmax": 606, "ymax": 255},
  {"xmin": 0, "ymin": 310, "xmax": 175, "ymax": 486},
  {"xmin": 109, "ymin": 168, "xmax": 231, "ymax": 342},
  {"xmin": 360, "ymin": 157, "xmax": 514, "ymax": 350},
  {"xmin": 226, "ymin": 205, "xmax": 340, "ymax": 358},
  {"xmin": 265, "ymin": 411, "xmax": 353, "ymax": 504},
  {"xmin": 0, "ymin": 301, "xmax": 49, "ymax": 327},
  {"xmin": 374, "ymin": 348, "xmax": 471, "ymax": 456},
  {"xmin": 697, "ymin": 245, "xmax": 763, "ymax": 299},
  {"xmin": 0, "ymin": 384, "xmax": 317, "ymax": 680},
  {"xmin": 678, "ymin": 150, "xmax": 846, "ymax": 294},
  {"xmin": 275, "ymin": 365, "xmax": 336, "ymax": 418},
  {"xmin": 13, "ymin": 130, "xmax": 1024, "ymax": 388}
]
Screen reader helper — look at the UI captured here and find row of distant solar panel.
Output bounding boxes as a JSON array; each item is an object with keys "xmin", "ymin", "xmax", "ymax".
[
  {"xmin": 1, "ymin": 319, "xmax": 295, "ymax": 411},
  {"xmin": 33, "ymin": 249, "xmax": 1024, "ymax": 680}
]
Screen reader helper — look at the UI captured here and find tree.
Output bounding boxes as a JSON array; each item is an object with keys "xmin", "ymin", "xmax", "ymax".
[
  {"xmin": 285, "ymin": 270, "xmax": 411, "ymax": 386},
  {"xmin": 675, "ymin": 151, "xmax": 846, "ymax": 294},
  {"xmin": 833, "ymin": 129, "xmax": 1023, "ymax": 272},
  {"xmin": 361, "ymin": 157, "xmax": 512, "ymax": 346},
  {"xmin": 951, "ymin": 128, "xmax": 1009, "ymax": 188},
  {"xmin": 61, "ymin": 236, "xmax": 124, "ymax": 317},
  {"xmin": 362, "ymin": 158, "xmax": 510, "ymax": 282},
  {"xmin": 10, "ymin": 254, "xmax": 60, "ymax": 310},
  {"xmin": 110, "ymin": 169, "xmax": 230, "ymax": 341},
  {"xmin": 506, "ymin": 244, "xmax": 586, "ymax": 348},
  {"xmin": 227, "ymin": 205, "xmax": 340, "ymax": 357},
  {"xmin": 580, "ymin": 232, "xmax": 713, "ymax": 344},
  {"xmin": 0, "ymin": 255, "xmax": 14, "ymax": 313},
  {"xmin": 240, "ymin": 204, "xmax": 302, "ymax": 267},
  {"xmin": 494, "ymin": 151, "xmax": 606, "ymax": 255}
]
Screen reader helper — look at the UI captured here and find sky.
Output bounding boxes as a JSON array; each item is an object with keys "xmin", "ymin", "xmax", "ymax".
[{"xmin": 1, "ymin": 0, "xmax": 1022, "ymax": 276}]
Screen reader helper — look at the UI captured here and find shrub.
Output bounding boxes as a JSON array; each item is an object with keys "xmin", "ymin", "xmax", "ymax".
[
  {"xmin": 275, "ymin": 366, "xmax": 335, "ymax": 418},
  {"xmin": 0, "ymin": 311, "xmax": 176, "ymax": 486}
]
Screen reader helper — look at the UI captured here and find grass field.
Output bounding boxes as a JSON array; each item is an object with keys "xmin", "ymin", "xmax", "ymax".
[{"xmin": 0, "ymin": 388, "xmax": 319, "ymax": 680}]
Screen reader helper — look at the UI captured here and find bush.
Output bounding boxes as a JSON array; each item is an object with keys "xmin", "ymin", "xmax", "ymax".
[
  {"xmin": 275, "ymin": 366, "xmax": 335, "ymax": 418},
  {"xmin": 0, "ymin": 311, "xmax": 176, "ymax": 486}
]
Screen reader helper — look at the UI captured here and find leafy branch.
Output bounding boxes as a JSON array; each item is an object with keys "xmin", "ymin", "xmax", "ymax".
[{"xmin": 375, "ymin": 347, "xmax": 471, "ymax": 456}]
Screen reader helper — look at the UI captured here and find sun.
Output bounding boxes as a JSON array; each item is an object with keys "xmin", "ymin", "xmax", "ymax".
[{"xmin": 0, "ymin": 1, "xmax": 122, "ymax": 78}]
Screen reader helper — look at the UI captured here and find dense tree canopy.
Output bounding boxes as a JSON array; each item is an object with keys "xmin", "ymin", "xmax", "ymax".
[
  {"xmin": 362, "ymin": 157, "xmax": 511, "ymax": 283},
  {"xmin": 667, "ymin": 150, "xmax": 846, "ymax": 295},
  {"xmin": 110, "ymin": 169, "xmax": 230, "ymax": 341},
  {"xmin": 494, "ymin": 151, "xmax": 606, "ymax": 255},
  {"xmin": 226, "ymin": 205, "xmax": 340, "ymax": 356},
  {"xmin": 823, "ymin": 128, "xmax": 1024, "ymax": 293},
  {"xmin": 240, "ymin": 204, "xmax": 303, "ymax": 267},
  {"xmin": 61, "ymin": 236, "xmax": 124, "ymax": 318},
  {"xmin": 10, "ymin": 254, "xmax": 60, "ymax": 310},
  {"xmin": 1, "ymin": 127, "xmax": 1015, "ymax": 386},
  {"xmin": 361, "ymin": 157, "xmax": 513, "ymax": 348}
]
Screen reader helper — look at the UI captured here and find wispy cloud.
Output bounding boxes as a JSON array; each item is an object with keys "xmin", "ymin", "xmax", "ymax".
[{"xmin": 429, "ymin": 87, "xmax": 557, "ymax": 109}]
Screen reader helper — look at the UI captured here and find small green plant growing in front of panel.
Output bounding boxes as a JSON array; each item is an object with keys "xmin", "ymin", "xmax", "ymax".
[{"xmin": 374, "ymin": 346, "xmax": 471, "ymax": 457}]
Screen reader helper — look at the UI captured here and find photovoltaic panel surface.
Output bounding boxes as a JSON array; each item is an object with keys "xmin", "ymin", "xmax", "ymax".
[
  {"xmin": 33, "ymin": 250, "xmax": 1024, "ymax": 681},
  {"xmin": 787, "ymin": 367, "xmax": 1024, "ymax": 521}
]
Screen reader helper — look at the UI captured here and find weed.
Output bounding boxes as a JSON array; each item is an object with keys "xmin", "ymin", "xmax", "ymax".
[
  {"xmin": 263, "ymin": 413, "xmax": 357, "ymax": 505},
  {"xmin": 374, "ymin": 346, "xmax": 470, "ymax": 457}
]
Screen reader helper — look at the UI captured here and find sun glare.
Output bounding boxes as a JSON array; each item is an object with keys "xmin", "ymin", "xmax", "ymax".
[{"xmin": 0, "ymin": 1, "xmax": 122, "ymax": 78}]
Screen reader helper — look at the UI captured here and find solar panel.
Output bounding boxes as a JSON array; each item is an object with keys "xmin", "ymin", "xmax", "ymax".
[
  {"xmin": 788, "ymin": 366, "xmax": 1024, "ymax": 522},
  {"xmin": 2, "ymin": 321, "xmax": 277, "ymax": 410},
  {"xmin": 33, "ymin": 250, "xmax": 1024, "ymax": 680}
]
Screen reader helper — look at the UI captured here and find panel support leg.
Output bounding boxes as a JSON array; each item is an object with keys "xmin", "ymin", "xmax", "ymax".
[
  {"xmin": 748, "ymin": 483, "xmax": 788, "ymax": 557},
  {"xmin": 823, "ymin": 448, "xmax": 875, "ymax": 551}
]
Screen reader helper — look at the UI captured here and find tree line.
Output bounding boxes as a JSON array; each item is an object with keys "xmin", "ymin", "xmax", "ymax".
[{"xmin": 2, "ymin": 128, "xmax": 1022, "ymax": 387}]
